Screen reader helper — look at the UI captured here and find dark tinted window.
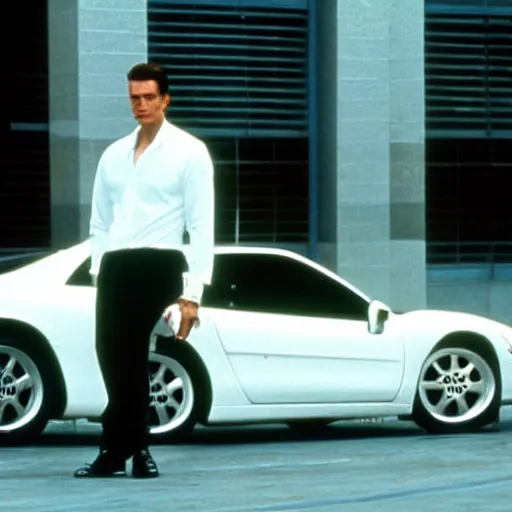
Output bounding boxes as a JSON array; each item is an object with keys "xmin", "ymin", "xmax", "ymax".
[
  {"xmin": 427, "ymin": 139, "xmax": 512, "ymax": 264},
  {"xmin": 203, "ymin": 253, "xmax": 368, "ymax": 320},
  {"xmin": 69, "ymin": 252, "xmax": 368, "ymax": 320},
  {"xmin": 66, "ymin": 257, "xmax": 93, "ymax": 287}
]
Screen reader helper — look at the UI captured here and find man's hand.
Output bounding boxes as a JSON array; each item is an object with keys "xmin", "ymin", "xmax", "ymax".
[
  {"xmin": 176, "ymin": 298, "xmax": 200, "ymax": 340},
  {"xmin": 163, "ymin": 298, "xmax": 200, "ymax": 341}
]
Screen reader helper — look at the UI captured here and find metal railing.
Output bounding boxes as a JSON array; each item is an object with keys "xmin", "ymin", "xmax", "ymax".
[{"xmin": 428, "ymin": 241, "xmax": 512, "ymax": 264}]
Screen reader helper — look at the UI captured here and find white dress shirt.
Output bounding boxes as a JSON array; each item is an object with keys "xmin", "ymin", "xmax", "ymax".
[{"xmin": 89, "ymin": 120, "xmax": 214, "ymax": 304}]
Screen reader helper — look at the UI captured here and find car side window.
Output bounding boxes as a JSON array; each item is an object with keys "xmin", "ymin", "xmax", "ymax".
[
  {"xmin": 66, "ymin": 252, "xmax": 368, "ymax": 321},
  {"xmin": 66, "ymin": 254, "xmax": 236, "ymax": 294},
  {"xmin": 204, "ymin": 253, "xmax": 368, "ymax": 321},
  {"xmin": 201, "ymin": 254, "xmax": 238, "ymax": 309},
  {"xmin": 66, "ymin": 257, "xmax": 93, "ymax": 287}
]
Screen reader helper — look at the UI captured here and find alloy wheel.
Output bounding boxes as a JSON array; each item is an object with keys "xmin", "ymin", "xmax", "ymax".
[
  {"xmin": 0, "ymin": 345, "xmax": 44, "ymax": 432},
  {"xmin": 148, "ymin": 353, "xmax": 194, "ymax": 435},
  {"xmin": 418, "ymin": 347, "xmax": 495, "ymax": 424}
]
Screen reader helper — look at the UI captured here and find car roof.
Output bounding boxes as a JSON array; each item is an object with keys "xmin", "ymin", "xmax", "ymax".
[{"xmin": 65, "ymin": 241, "xmax": 313, "ymax": 260}]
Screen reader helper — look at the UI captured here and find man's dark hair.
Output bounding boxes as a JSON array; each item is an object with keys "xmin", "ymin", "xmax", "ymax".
[{"xmin": 127, "ymin": 63, "xmax": 169, "ymax": 95}]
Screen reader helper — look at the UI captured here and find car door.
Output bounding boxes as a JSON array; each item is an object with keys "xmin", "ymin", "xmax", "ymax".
[{"xmin": 206, "ymin": 253, "xmax": 405, "ymax": 405}]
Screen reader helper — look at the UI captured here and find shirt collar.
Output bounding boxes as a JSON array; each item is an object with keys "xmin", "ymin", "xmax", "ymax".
[{"xmin": 127, "ymin": 119, "xmax": 171, "ymax": 157}]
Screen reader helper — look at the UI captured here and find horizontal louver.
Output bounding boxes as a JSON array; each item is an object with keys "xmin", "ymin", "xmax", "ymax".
[
  {"xmin": 429, "ymin": 0, "xmax": 512, "ymax": 11},
  {"xmin": 428, "ymin": 0, "xmax": 512, "ymax": 9},
  {"xmin": 147, "ymin": 1, "xmax": 308, "ymax": 137},
  {"xmin": 425, "ymin": 11, "xmax": 512, "ymax": 137}
]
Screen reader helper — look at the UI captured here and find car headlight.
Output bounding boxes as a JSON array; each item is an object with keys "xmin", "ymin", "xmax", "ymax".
[{"xmin": 501, "ymin": 327, "xmax": 512, "ymax": 353}]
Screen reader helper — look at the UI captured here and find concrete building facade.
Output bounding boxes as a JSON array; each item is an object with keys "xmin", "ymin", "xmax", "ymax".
[
  {"xmin": 315, "ymin": 0, "xmax": 426, "ymax": 310},
  {"xmin": 4, "ymin": 0, "xmax": 512, "ymax": 323},
  {"xmin": 48, "ymin": 0, "xmax": 148, "ymax": 248},
  {"xmin": 44, "ymin": 0, "xmax": 427, "ymax": 313}
]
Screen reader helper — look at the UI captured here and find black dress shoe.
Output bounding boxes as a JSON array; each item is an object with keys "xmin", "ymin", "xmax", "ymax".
[
  {"xmin": 132, "ymin": 449, "xmax": 159, "ymax": 478},
  {"xmin": 74, "ymin": 450, "xmax": 126, "ymax": 478}
]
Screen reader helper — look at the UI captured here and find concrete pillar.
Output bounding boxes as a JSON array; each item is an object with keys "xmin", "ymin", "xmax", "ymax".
[
  {"xmin": 48, "ymin": 0, "xmax": 147, "ymax": 248},
  {"xmin": 389, "ymin": 0, "xmax": 427, "ymax": 310},
  {"xmin": 315, "ymin": 0, "xmax": 339, "ymax": 273},
  {"xmin": 315, "ymin": 0, "xmax": 426, "ymax": 310}
]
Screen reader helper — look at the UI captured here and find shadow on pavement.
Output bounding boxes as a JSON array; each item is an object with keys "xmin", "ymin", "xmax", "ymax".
[
  {"xmin": 25, "ymin": 419, "xmax": 503, "ymax": 448},
  {"xmin": 6, "ymin": 414, "xmax": 507, "ymax": 449}
]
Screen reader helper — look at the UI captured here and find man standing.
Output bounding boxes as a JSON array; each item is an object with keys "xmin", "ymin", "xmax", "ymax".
[{"xmin": 74, "ymin": 63, "xmax": 214, "ymax": 479}]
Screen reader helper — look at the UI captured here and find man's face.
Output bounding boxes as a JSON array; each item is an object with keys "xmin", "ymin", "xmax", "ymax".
[{"xmin": 128, "ymin": 80, "xmax": 170, "ymax": 126}]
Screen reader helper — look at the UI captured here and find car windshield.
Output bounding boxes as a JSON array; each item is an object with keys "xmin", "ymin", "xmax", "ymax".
[{"xmin": 0, "ymin": 251, "xmax": 54, "ymax": 275}]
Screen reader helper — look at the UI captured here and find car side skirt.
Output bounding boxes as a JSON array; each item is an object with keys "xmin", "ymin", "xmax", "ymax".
[{"xmin": 205, "ymin": 403, "xmax": 413, "ymax": 424}]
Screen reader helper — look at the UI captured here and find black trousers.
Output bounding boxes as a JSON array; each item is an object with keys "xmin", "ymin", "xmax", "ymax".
[{"xmin": 95, "ymin": 248, "xmax": 186, "ymax": 457}]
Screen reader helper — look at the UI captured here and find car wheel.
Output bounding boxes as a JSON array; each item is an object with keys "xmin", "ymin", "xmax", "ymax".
[
  {"xmin": 147, "ymin": 344, "xmax": 203, "ymax": 441},
  {"xmin": 412, "ymin": 346, "xmax": 500, "ymax": 434},
  {"xmin": 0, "ymin": 338, "xmax": 53, "ymax": 444}
]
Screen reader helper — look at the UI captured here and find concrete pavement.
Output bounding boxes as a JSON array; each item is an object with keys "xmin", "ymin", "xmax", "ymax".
[{"xmin": 1, "ymin": 411, "xmax": 512, "ymax": 512}]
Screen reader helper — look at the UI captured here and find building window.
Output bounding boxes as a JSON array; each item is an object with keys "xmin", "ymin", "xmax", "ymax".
[
  {"xmin": 207, "ymin": 138, "xmax": 309, "ymax": 244},
  {"xmin": 427, "ymin": 139, "xmax": 512, "ymax": 263},
  {"xmin": 2, "ymin": 1, "xmax": 50, "ymax": 249},
  {"xmin": 425, "ymin": 4, "xmax": 512, "ymax": 263}
]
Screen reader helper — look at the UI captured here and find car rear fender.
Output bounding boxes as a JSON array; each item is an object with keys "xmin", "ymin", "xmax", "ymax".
[{"xmin": 0, "ymin": 318, "xmax": 67, "ymax": 418}]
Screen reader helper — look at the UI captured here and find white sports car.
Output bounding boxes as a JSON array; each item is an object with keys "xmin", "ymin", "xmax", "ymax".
[{"xmin": 1, "ymin": 241, "xmax": 512, "ymax": 444}]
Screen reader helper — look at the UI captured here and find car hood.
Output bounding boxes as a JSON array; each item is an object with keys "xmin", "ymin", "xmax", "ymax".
[{"xmin": 395, "ymin": 307, "xmax": 512, "ymax": 336}]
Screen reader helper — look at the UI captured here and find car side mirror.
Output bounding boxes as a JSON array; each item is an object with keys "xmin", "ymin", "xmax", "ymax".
[{"xmin": 368, "ymin": 300, "xmax": 390, "ymax": 335}]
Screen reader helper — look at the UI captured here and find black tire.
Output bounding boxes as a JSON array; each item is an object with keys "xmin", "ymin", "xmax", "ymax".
[
  {"xmin": 147, "ymin": 341, "xmax": 206, "ymax": 442},
  {"xmin": 0, "ymin": 336, "xmax": 55, "ymax": 445},
  {"xmin": 412, "ymin": 344, "xmax": 501, "ymax": 434}
]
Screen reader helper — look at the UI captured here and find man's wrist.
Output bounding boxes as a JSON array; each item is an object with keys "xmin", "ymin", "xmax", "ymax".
[
  {"xmin": 89, "ymin": 269, "xmax": 98, "ymax": 286},
  {"xmin": 181, "ymin": 272, "xmax": 204, "ymax": 305}
]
